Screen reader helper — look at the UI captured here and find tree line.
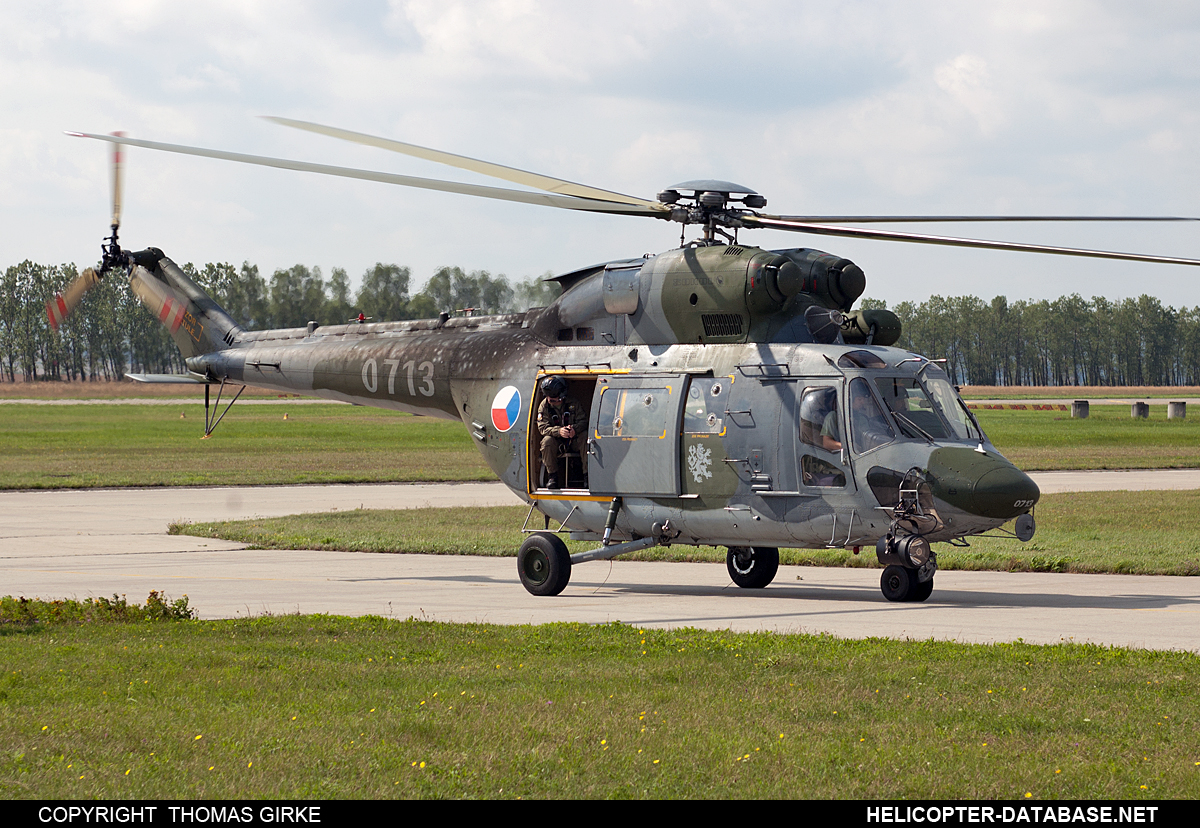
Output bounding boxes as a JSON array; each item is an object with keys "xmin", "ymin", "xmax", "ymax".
[
  {"xmin": 0, "ymin": 260, "xmax": 558, "ymax": 382},
  {"xmin": 864, "ymin": 293, "xmax": 1200, "ymax": 386},
  {"xmin": 4, "ymin": 258, "xmax": 1198, "ymax": 386}
]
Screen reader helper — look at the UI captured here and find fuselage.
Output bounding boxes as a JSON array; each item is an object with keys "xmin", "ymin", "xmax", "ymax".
[
  {"xmin": 188, "ymin": 312, "xmax": 1039, "ymax": 551},
  {"xmin": 121, "ymin": 241, "xmax": 1038, "ymax": 554}
]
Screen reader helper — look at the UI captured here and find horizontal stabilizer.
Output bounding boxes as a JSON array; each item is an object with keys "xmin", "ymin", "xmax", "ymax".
[{"xmin": 125, "ymin": 373, "xmax": 212, "ymax": 384}]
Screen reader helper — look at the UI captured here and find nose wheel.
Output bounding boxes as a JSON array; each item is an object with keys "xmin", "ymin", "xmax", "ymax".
[{"xmin": 880, "ymin": 565, "xmax": 934, "ymax": 602}]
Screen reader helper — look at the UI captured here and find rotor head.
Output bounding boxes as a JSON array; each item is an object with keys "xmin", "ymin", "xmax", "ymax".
[{"xmin": 656, "ymin": 181, "xmax": 766, "ymax": 210}]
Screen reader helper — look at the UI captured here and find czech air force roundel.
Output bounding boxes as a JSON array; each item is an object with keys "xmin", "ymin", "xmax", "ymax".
[{"xmin": 490, "ymin": 385, "xmax": 521, "ymax": 432}]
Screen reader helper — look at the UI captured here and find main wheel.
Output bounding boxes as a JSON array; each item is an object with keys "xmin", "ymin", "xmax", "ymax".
[
  {"xmin": 726, "ymin": 546, "xmax": 779, "ymax": 589},
  {"xmin": 909, "ymin": 576, "xmax": 934, "ymax": 602},
  {"xmin": 518, "ymin": 533, "xmax": 572, "ymax": 596},
  {"xmin": 880, "ymin": 564, "xmax": 914, "ymax": 602}
]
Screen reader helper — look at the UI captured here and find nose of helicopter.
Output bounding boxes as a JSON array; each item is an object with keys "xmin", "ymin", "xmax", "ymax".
[{"xmin": 926, "ymin": 447, "xmax": 1040, "ymax": 520}]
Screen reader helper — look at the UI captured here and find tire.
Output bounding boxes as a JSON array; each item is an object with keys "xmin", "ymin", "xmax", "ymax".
[
  {"xmin": 908, "ymin": 576, "xmax": 934, "ymax": 603},
  {"xmin": 518, "ymin": 533, "xmax": 572, "ymax": 596},
  {"xmin": 880, "ymin": 564, "xmax": 914, "ymax": 602},
  {"xmin": 726, "ymin": 546, "xmax": 779, "ymax": 589}
]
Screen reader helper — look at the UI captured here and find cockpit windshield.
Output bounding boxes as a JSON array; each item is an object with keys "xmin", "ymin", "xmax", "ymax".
[
  {"xmin": 875, "ymin": 377, "xmax": 946, "ymax": 440},
  {"xmin": 920, "ymin": 367, "xmax": 983, "ymax": 442},
  {"xmin": 873, "ymin": 367, "xmax": 984, "ymax": 444}
]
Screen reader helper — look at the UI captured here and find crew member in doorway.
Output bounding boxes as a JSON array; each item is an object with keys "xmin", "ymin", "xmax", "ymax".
[{"xmin": 537, "ymin": 376, "xmax": 586, "ymax": 489}]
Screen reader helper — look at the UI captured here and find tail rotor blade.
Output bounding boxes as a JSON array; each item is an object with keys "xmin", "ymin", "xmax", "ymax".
[
  {"xmin": 110, "ymin": 131, "xmax": 125, "ymax": 230},
  {"xmin": 47, "ymin": 267, "xmax": 101, "ymax": 330}
]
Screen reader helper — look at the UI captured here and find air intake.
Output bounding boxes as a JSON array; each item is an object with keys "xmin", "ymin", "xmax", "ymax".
[{"xmin": 702, "ymin": 313, "xmax": 744, "ymax": 337}]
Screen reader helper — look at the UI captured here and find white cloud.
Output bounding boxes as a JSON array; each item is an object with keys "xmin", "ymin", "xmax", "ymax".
[
  {"xmin": 934, "ymin": 54, "xmax": 1005, "ymax": 136},
  {"xmin": 1, "ymin": 1, "xmax": 1198, "ymax": 305}
]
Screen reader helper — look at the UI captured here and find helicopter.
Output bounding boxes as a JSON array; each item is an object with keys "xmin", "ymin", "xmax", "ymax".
[{"xmin": 53, "ymin": 119, "xmax": 1200, "ymax": 602}]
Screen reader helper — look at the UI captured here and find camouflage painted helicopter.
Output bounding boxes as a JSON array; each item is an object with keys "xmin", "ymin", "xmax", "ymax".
[{"xmin": 56, "ymin": 120, "xmax": 1200, "ymax": 601}]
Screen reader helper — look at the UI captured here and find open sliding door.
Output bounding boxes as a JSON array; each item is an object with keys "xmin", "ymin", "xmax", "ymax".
[{"xmin": 587, "ymin": 374, "xmax": 686, "ymax": 496}]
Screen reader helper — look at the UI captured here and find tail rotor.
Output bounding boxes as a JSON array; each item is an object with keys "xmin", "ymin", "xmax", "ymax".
[{"xmin": 48, "ymin": 132, "xmax": 130, "ymax": 330}]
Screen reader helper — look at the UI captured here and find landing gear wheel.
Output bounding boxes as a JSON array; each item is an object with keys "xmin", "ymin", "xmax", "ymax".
[
  {"xmin": 726, "ymin": 546, "xmax": 779, "ymax": 589},
  {"xmin": 909, "ymin": 576, "xmax": 934, "ymax": 602},
  {"xmin": 518, "ymin": 532, "xmax": 572, "ymax": 596},
  {"xmin": 880, "ymin": 565, "xmax": 915, "ymax": 602}
]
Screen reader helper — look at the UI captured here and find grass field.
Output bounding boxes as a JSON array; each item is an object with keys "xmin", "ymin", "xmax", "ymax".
[
  {"xmin": 7, "ymin": 383, "xmax": 1200, "ymax": 800},
  {"xmin": 8, "ymin": 379, "xmax": 1196, "ymax": 401},
  {"xmin": 961, "ymin": 385, "xmax": 1200, "ymax": 400},
  {"xmin": 0, "ymin": 379, "xmax": 298, "ymax": 399},
  {"xmin": 978, "ymin": 405, "xmax": 1200, "ymax": 471},
  {"xmin": 0, "ymin": 403, "xmax": 489, "ymax": 488},
  {"xmin": 1, "ymin": 613, "xmax": 1196, "ymax": 799},
  {"xmin": 172, "ymin": 489, "xmax": 1200, "ymax": 577},
  {"xmin": 3, "ymin": 400, "xmax": 1200, "ymax": 489}
]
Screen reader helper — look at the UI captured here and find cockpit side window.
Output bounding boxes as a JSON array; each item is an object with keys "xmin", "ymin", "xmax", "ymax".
[
  {"xmin": 798, "ymin": 386, "xmax": 846, "ymax": 487},
  {"xmin": 799, "ymin": 387, "xmax": 841, "ymax": 453},
  {"xmin": 849, "ymin": 377, "xmax": 895, "ymax": 454}
]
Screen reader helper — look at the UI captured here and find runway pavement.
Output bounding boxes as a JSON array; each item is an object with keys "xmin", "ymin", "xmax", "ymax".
[{"xmin": 2, "ymin": 473, "xmax": 1198, "ymax": 651}]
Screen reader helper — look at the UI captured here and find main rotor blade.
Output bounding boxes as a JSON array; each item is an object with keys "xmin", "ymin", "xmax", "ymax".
[
  {"xmin": 65, "ymin": 132, "xmax": 665, "ymax": 217},
  {"xmin": 766, "ymin": 214, "xmax": 1200, "ymax": 223},
  {"xmin": 264, "ymin": 116, "xmax": 667, "ymax": 211},
  {"xmin": 743, "ymin": 216, "xmax": 1200, "ymax": 267},
  {"xmin": 110, "ymin": 131, "xmax": 124, "ymax": 230}
]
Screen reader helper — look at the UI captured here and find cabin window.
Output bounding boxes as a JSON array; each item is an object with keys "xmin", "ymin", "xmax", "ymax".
[
  {"xmin": 595, "ymin": 387, "xmax": 671, "ymax": 437},
  {"xmin": 683, "ymin": 377, "xmax": 727, "ymax": 434}
]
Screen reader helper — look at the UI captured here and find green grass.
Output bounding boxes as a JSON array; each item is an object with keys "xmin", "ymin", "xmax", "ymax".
[
  {"xmin": 1, "ymin": 592, "xmax": 195, "ymax": 625},
  {"xmin": 0, "ymin": 403, "xmax": 490, "ymax": 488},
  {"xmin": 962, "ymin": 391, "xmax": 1199, "ymax": 400},
  {"xmin": 976, "ymin": 404, "xmax": 1200, "ymax": 470},
  {"xmin": 172, "ymin": 490, "xmax": 1200, "ymax": 577},
  {"xmin": 1, "ymin": 614, "xmax": 1196, "ymax": 799},
  {"xmin": 3, "ymin": 402, "xmax": 1199, "ymax": 490}
]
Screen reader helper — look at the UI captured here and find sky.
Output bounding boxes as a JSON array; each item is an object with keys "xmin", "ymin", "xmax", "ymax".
[{"xmin": 3, "ymin": 0, "xmax": 1200, "ymax": 307}]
